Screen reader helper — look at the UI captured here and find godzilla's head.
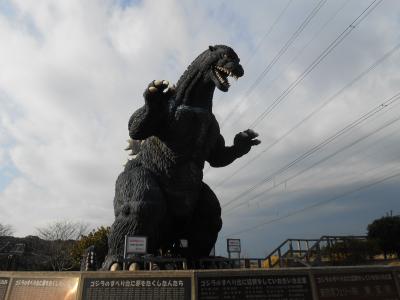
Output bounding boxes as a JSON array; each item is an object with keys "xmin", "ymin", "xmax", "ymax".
[
  {"xmin": 201, "ymin": 45, "xmax": 244, "ymax": 92},
  {"xmin": 183, "ymin": 45, "xmax": 244, "ymax": 92},
  {"xmin": 174, "ymin": 45, "xmax": 244, "ymax": 108}
]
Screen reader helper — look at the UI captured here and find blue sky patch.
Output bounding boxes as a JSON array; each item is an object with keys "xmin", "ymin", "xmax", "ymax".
[
  {"xmin": 0, "ymin": 0, "xmax": 17, "ymax": 18},
  {"xmin": 0, "ymin": 154, "xmax": 20, "ymax": 192},
  {"xmin": 116, "ymin": 0, "xmax": 142, "ymax": 10}
]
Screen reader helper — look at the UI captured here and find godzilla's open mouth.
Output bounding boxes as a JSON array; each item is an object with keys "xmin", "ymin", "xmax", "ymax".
[{"xmin": 213, "ymin": 66, "xmax": 239, "ymax": 89}]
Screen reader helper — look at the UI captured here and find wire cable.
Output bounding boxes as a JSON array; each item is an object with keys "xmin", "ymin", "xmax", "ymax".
[
  {"xmin": 223, "ymin": 114, "xmax": 400, "ymax": 215},
  {"xmin": 248, "ymin": 0, "xmax": 384, "ymax": 129},
  {"xmin": 225, "ymin": 0, "xmax": 351, "ymax": 128},
  {"xmin": 213, "ymin": 41, "xmax": 400, "ymax": 188},
  {"xmin": 223, "ymin": 167, "xmax": 400, "ymax": 237},
  {"xmin": 222, "ymin": 90, "xmax": 400, "ymax": 209},
  {"xmin": 219, "ymin": 0, "xmax": 328, "ymax": 127},
  {"xmin": 244, "ymin": 0, "xmax": 294, "ymax": 66}
]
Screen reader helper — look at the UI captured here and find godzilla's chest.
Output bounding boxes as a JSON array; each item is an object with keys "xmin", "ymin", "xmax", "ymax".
[{"xmin": 164, "ymin": 105, "xmax": 218, "ymax": 161}]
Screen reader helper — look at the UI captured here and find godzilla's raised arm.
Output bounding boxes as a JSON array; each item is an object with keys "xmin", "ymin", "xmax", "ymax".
[
  {"xmin": 207, "ymin": 129, "xmax": 261, "ymax": 168},
  {"xmin": 128, "ymin": 106, "xmax": 161, "ymax": 139},
  {"xmin": 128, "ymin": 80, "xmax": 175, "ymax": 140}
]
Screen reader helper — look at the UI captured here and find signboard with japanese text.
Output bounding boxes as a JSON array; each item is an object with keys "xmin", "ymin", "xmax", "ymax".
[
  {"xmin": 314, "ymin": 272, "xmax": 399, "ymax": 300},
  {"xmin": 0, "ymin": 278, "xmax": 9, "ymax": 300},
  {"xmin": 227, "ymin": 239, "xmax": 241, "ymax": 253},
  {"xmin": 82, "ymin": 277, "xmax": 191, "ymax": 300},
  {"xmin": 7, "ymin": 277, "xmax": 79, "ymax": 300},
  {"xmin": 197, "ymin": 274, "xmax": 312, "ymax": 300},
  {"xmin": 125, "ymin": 236, "xmax": 147, "ymax": 255},
  {"xmin": 180, "ymin": 239, "xmax": 188, "ymax": 248}
]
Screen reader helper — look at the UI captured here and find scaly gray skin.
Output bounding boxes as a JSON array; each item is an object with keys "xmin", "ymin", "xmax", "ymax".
[{"xmin": 103, "ymin": 45, "xmax": 260, "ymax": 269}]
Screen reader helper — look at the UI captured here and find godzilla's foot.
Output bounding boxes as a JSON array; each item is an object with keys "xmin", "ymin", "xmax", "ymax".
[
  {"xmin": 101, "ymin": 254, "xmax": 123, "ymax": 271},
  {"xmin": 128, "ymin": 262, "xmax": 140, "ymax": 271},
  {"xmin": 144, "ymin": 80, "xmax": 176, "ymax": 108},
  {"xmin": 110, "ymin": 263, "xmax": 122, "ymax": 271}
]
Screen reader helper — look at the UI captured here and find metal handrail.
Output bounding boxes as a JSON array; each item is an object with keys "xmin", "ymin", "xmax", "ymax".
[{"xmin": 264, "ymin": 235, "xmax": 368, "ymax": 268}]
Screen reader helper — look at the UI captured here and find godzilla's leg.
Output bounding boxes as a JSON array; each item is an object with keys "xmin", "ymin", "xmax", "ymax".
[
  {"xmin": 186, "ymin": 182, "xmax": 222, "ymax": 258},
  {"xmin": 103, "ymin": 163, "xmax": 167, "ymax": 269}
]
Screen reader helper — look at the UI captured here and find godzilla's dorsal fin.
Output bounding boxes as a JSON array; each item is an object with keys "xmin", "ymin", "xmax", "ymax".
[
  {"xmin": 125, "ymin": 138, "xmax": 141, "ymax": 156},
  {"xmin": 123, "ymin": 139, "xmax": 141, "ymax": 167}
]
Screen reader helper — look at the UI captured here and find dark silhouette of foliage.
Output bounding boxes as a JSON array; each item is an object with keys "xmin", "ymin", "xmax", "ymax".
[
  {"xmin": 368, "ymin": 216, "xmax": 400, "ymax": 259},
  {"xmin": 71, "ymin": 226, "xmax": 110, "ymax": 268},
  {"xmin": 322, "ymin": 238, "xmax": 380, "ymax": 265},
  {"xmin": 0, "ymin": 223, "xmax": 13, "ymax": 236}
]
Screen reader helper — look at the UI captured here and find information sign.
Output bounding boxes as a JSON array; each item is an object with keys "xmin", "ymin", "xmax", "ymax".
[
  {"xmin": 314, "ymin": 272, "xmax": 399, "ymax": 300},
  {"xmin": 125, "ymin": 236, "xmax": 147, "ymax": 255},
  {"xmin": 180, "ymin": 239, "xmax": 188, "ymax": 248},
  {"xmin": 83, "ymin": 276, "xmax": 191, "ymax": 300},
  {"xmin": 227, "ymin": 239, "xmax": 241, "ymax": 253},
  {"xmin": 0, "ymin": 277, "xmax": 9, "ymax": 300},
  {"xmin": 7, "ymin": 277, "xmax": 79, "ymax": 300},
  {"xmin": 198, "ymin": 274, "xmax": 312, "ymax": 300}
]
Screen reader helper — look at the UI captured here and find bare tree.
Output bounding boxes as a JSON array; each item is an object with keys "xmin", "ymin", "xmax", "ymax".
[
  {"xmin": 0, "ymin": 223, "xmax": 13, "ymax": 236},
  {"xmin": 36, "ymin": 220, "xmax": 89, "ymax": 271},
  {"xmin": 37, "ymin": 220, "xmax": 88, "ymax": 241}
]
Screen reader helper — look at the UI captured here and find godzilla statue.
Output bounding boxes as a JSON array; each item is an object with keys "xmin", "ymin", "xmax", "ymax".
[{"xmin": 103, "ymin": 45, "xmax": 260, "ymax": 270}]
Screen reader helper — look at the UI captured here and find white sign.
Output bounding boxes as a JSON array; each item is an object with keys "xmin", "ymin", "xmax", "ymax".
[
  {"xmin": 227, "ymin": 239, "xmax": 241, "ymax": 253},
  {"xmin": 180, "ymin": 239, "xmax": 188, "ymax": 248},
  {"xmin": 125, "ymin": 236, "xmax": 147, "ymax": 254}
]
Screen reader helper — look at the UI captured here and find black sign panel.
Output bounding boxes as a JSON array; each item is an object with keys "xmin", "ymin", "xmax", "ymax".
[
  {"xmin": 314, "ymin": 272, "xmax": 399, "ymax": 300},
  {"xmin": 83, "ymin": 277, "xmax": 191, "ymax": 300},
  {"xmin": 0, "ymin": 278, "xmax": 9, "ymax": 300},
  {"xmin": 7, "ymin": 277, "xmax": 79, "ymax": 300},
  {"xmin": 198, "ymin": 274, "xmax": 312, "ymax": 300}
]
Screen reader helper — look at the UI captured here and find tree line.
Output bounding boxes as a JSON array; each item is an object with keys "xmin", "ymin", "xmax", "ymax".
[{"xmin": 0, "ymin": 214, "xmax": 399, "ymax": 270}]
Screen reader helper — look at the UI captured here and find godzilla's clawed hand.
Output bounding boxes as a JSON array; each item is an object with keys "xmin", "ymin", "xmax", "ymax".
[
  {"xmin": 144, "ymin": 80, "xmax": 176, "ymax": 109},
  {"xmin": 233, "ymin": 129, "xmax": 261, "ymax": 157}
]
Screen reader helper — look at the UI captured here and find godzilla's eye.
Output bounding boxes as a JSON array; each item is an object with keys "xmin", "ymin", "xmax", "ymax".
[{"xmin": 223, "ymin": 54, "xmax": 228, "ymax": 59}]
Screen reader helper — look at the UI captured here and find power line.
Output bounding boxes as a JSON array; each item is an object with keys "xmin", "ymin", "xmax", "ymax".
[
  {"xmin": 223, "ymin": 114, "xmax": 400, "ymax": 215},
  {"xmin": 222, "ymin": 90, "xmax": 400, "ymax": 209},
  {"xmin": 223, "ymin": 168, "xmax": 400, "ymax": 237},
  {"xmin": 248, "ymin": 0, "xmax": 384, "ymax": 129},
  {"xmin": 244, "ymin": 0, "xmax": 294, "ymax": 66},
  {"xmin": 219, "ymin": 0, "xmax": 328, "ymax": 128},
  {"xmin": 213, "ymin": 41, "xmax": 400, "ymax": 188},
  {"xmin": 224, "ymin": 0, "xmax": 351, "ymax": 128}
]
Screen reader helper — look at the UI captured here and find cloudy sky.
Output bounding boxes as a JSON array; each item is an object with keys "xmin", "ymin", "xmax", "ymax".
[{"xmin": 1, "ymin": 0, "xmax": 400, "ymax": 257}]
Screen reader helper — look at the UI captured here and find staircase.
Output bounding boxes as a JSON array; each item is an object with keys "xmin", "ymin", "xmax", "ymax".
[{"xmin": 264, "ymin": 235, "xmax": 367, "ymax": 268}]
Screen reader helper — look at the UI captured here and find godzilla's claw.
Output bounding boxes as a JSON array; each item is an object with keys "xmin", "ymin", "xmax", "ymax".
[
  {"xmin": 149, "ymin": 86, "xmax": 157, "ymax": 93},
  {"xmin": 242, "ymin": 129, "xmax": 261, "ymax": 145},
  {"xmin": 244, "ymin": 129, "xmax": 259, "ymax": 139},
  {"xmin": 234, "ymin": 129, "xmax": 261, "ymax": 157},
  {"xmin": 154, "ymin": 80, "xmax": 163, "ymax": 87},
  {"xmin": 144, "ymin": 80, "xmax": 176, "ymax": 108}
]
